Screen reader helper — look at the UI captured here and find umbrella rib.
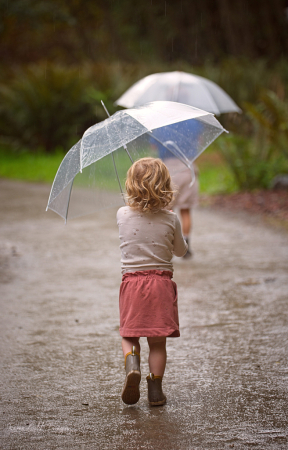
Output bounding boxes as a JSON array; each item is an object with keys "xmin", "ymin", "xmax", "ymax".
[
  {"xmin": 65, "ymin": 179, "xmax": 74, "ymax": 224},
  {"xmin": 111, "ymin": 152, "xmax": 126, "ymax": 204},
  {"xmin": 99, "ymin": 101, "xmax": 124, "ymax": 201},
  {"xmin": 162, "ymin": 140, "xmax": 191, "ymax": 166},
  {"xmin": 101, "ymin": 100, "xmax": 134, "ymax": 164},
  {"xmin": 147, "ymin": 132, "xmax": 191, "ymax": 169},
  {"xmin": 124, "ymin": 145, "xmax": 134, "ymax": 163}
]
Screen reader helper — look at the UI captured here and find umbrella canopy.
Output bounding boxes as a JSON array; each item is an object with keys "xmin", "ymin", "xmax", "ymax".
[
  {"xmin": 115, "ymin": 71, "xmax": 241, "ymax": 115},
  {"xmin": 46, "ymin": 101, "xmax": 226, "ymax": 222}
]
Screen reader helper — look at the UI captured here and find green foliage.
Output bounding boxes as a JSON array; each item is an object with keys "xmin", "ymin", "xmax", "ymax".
[
  {"xmin": 208, "ymin": 88, "xmax": 288, "ymax": 191},
  {"xmin": 0, "ymin": 64, "xmax": 96, "ymax": 152},
  {"xmin": 1, "ymin": 0, "xmax": 287, "ymax": 195},
  {"xmin": 217, "ymin": 133, "xmax": 288, "ymax": 191},
  {"xmin": 198, "ymin": 158, "xmax": 237, "ymax": 194},
  {"xmin": 244, "ymin": 90, "xmax": 288, "ymax": 157}
]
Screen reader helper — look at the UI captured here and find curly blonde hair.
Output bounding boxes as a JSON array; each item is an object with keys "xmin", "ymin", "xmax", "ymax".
[{"xmin": 125, "ymin": 157, "xmax": 175, "ymax": 212}]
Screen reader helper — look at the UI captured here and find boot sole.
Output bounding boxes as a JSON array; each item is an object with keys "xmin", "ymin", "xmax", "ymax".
[
  {"xmin": 121, "ymin": 370, "xmax": 141, "ymax": 405},
  {"xmin": 149, "ymin": 397, "xmax": 167, "ymax": 406}
]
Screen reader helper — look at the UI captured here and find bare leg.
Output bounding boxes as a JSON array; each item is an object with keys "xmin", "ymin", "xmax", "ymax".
[
  {"xmin": 180, "ymin": 208, "xmax": 193, "ymax": 257},
  {"xmin": 122, "ymin": 337, "xmax": 140, "ymax": 356},
  {"xmin": 147, "ymin": 337, "xmax": 167, "ymax": 377},
  {"xmin": 180, "ymin": 208, "xmax": 191, "ymax": 236}
]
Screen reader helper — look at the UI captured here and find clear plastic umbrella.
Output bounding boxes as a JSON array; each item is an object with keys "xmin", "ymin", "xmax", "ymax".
[
  {"xmin": 46, "ymin": 101, "xmax": 227, "ymax": 222},
  {"xmin": 115, "ymin": 71, "xmax": 241, "ymax": 115}
]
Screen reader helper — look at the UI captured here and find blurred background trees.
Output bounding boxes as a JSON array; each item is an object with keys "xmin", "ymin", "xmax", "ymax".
[
  {"xmin": 1, "ymin": 0, "xmax": 287, "ymax": 65},
  {"xmin": 0, "ymin": 0, "xmax": 288, "ymax": 190}
]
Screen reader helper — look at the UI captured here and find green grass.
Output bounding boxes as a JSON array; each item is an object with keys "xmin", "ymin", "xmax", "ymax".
[
  {"xmin": 0, "ymin": 149, "xmax": 65, "ymax": 183},
  {"xmin": 0, "ymin": 147, "xmax": 236, "ymax": 194},
  {"xmin": 197, "ymin": 149, "xmax": 237, "ymax": 194},
  {"xmin": 198, "ymin": 162, "xmax": 237, "ymax": 194}
]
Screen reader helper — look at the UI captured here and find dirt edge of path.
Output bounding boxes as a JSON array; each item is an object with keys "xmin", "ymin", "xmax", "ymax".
[{"xmin": 200, "ymin": 190, "xmax": 288, "ymax": 231}]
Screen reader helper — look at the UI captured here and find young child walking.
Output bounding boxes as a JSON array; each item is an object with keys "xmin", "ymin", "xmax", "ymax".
[{"xmin": 117, "ymin": 157, "xmax": 188, "ymax": 406}]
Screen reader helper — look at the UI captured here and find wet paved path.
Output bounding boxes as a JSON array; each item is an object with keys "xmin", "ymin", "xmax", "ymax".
[{"xmin": 0, "ymin": 179, "xmax": 288, "ymax": 449}]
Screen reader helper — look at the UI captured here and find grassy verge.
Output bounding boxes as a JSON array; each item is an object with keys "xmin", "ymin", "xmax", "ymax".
[
  {"xmin": 0, "ymin": 147, "xmax": 236, "ymax": 194},
  {"xmin": 197, "ymin": 148, "xmax": 237, "ymax": 194},
  {"xmin": 0, "ymin": 149, "xmax": 65, "ymax": 183}
]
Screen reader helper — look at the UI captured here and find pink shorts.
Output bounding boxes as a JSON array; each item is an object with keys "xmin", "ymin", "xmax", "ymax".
[{"xmin": 119, "ymin": 270, "xmax": 180, "ymax": 338}]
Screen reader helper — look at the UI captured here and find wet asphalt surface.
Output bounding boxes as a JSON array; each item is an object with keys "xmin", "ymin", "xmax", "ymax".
[{"xmin": 0, "ymin": 179, "xmax": 287, "ymax": 450}]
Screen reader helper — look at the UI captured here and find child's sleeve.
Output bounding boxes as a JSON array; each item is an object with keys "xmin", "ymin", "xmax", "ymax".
[
  {"xmin": 173, "ymin": 215, "xmax": 188, "ymax": 257},
  {"xmin": 116, "ymin": 207, "xmax": 124, "ymax": 227}
]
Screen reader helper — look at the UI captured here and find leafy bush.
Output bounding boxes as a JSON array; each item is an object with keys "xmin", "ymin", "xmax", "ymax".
[
  {"xmin": 214, "ymin": 89, "xmax": 288, "ymax": 191},
  {"xmin": 0, "ymin": 64, "xmax": 99, "ymax": 152},
  {"xmin": 244, "ymin": 90, "xmax": 288, "ymax": 157},
  {"xmin": 217, "ymin": 133, "xmax": 288, "ymax": 191}
]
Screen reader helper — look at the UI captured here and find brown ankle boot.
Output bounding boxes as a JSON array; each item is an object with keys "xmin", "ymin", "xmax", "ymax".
[
  {"xmin": 121, "ymin": 346, "xmax": 141, "ymax": 405},
  {"xmin": 146, "ymin": 373, "xmax": 166, "ymax": 406}
]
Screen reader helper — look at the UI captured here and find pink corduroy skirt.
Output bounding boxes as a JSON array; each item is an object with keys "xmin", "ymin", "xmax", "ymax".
[{"xmin": 119, "ymin": 270, "xmax": 180, "ymax": 338}]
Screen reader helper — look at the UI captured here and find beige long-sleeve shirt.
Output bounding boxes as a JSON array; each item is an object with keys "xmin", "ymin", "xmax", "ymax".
[{"xmin": 117, "ymin": 206, "xmax": 188, "ymax": 274}]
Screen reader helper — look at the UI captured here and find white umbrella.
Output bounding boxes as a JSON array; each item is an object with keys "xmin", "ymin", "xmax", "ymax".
[
  {"xmin": 46, "ymin": 101, "xmax": 226, "ymax": 222},
  {"xmin": 115, "ymin": 71, "xmax": 241, "ymax": 115}
]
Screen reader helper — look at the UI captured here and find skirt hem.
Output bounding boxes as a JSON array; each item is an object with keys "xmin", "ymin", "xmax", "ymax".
[{"xmin": 120, "ymin": 327, "xmax": 180, "ymax": 338}]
